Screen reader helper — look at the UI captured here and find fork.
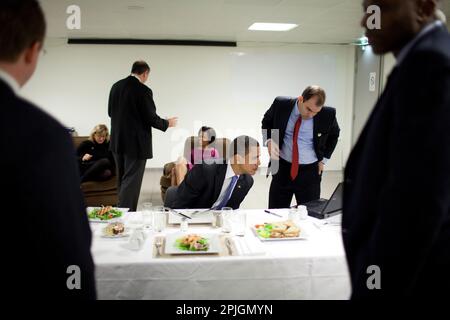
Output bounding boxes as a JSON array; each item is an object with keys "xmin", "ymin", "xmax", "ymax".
[
  {"xmin": 224, "ymin": 238, "xmax": 233, "ymax": 256},
  {"xmin": 154, "ymin": 238, "xmax": 163, "ymax": 256}
]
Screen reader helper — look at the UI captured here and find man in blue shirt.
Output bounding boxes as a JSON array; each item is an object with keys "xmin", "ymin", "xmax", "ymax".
[{"xmin": 262, "ymin": 86, "xmax": 340, "ymax": 209}]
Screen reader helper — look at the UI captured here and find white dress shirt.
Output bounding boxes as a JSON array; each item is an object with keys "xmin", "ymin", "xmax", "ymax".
[
  {"xmin": 0, "ymin": 68, "xmax": 20, "ymax": 95},
  {"xmin": 212, "ymin": 164, "xmax": 240, "ymax": 209}
]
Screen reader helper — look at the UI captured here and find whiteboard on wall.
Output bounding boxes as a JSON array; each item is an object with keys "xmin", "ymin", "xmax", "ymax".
[{"xmin": 23, "ymin": 43, "xmax": 350, "ymax": 170}]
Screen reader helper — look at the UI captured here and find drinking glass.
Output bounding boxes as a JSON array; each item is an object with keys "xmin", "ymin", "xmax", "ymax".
[
  {"xmin": 153, "ymin": 206, "xmax": 167, "ymax": 232},
  {"xmin": 142, "ymin": 202, "xmax": 153, "ymax": 230},
  {"xmin": 221, "ymin": 207, "xmax": 233, "ymax": 233},
  {"xmin": 233, "ymin": 210, "xmax": 247, "ymax": 236}
]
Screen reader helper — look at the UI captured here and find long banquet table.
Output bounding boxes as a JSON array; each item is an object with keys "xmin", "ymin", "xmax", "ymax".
[{"xmin": 90, "ymin": 209, "xmax": 351, "ymax": 300}]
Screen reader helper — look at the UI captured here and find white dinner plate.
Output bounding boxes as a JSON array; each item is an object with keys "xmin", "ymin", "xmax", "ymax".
[
  {"xmin": 87, "ymin": 207, "xmax": 130, "ymax": 223},
  {"xmin": 164, "ymin": 233, "xmax": 220, "ymax": 254},
  {"xmin": 100, "ymin": 229, "xmax": 131, "ymax": 238},
  {"xmin": 251, "ymin": 225, "xmax": 308, "ymax": 241}
]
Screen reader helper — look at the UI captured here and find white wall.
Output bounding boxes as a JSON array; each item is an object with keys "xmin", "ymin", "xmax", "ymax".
[{"xmin": 22, "ymin": 40, "xmax": 355, "ymax": 170}]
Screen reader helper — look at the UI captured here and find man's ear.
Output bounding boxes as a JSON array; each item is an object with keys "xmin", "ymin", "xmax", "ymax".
[
  {"xmin": 416, "ymin": 0, "xmax": 437, "ymax": 21},
  {"xmin": 298, "ymin": 96, "xmax": 304, "ymax": 104},
  {"xmin": 24, "ymin": 42, "xmax": 42, "ymax": 65}
]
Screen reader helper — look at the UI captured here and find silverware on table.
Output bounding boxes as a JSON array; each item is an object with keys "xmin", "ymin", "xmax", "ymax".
[
  {"xmin": 154, "ymin": 238, "xmax": 163, "ymax": 256},
  {"xmin": 170, "ymin": 209, "xmax": 192, "ymax": 220},
  {"xmin": 191, "ymin": 208, "xmax": 213, "ymax": 216},
  {"xmin": 264, "ymin": 210, "xmax": 283, "ymax": 218},
  {"xmin": 224, "ymin": 238, "xmax": 233, "ymax": 256}
]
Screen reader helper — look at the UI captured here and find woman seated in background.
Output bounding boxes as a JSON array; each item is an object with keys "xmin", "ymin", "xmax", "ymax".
[
  {"xmin": 171, "ymin": 126, "xmax": 220, "ymax": 186},
  {"xmin": 77, "ymin": 124, "xmax": 115, "ymax": 183}
]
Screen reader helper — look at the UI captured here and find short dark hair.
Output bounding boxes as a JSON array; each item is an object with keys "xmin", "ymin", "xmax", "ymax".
[
  {"xmin": 302, "ymin": 85, "xmax": 326, "ymax": 107},
  {"xmin": 198, "ymin": 126, "xmax": 216, "ymax": 144},
  {"xmin": 0, "ymin": 0, "xmax": 46, "ymax": 62},
  {"xmin": 229, "ymin": 135, "xmax": 260, "ymax": 158},
  {"xmin": 131, "ymin": 61, "xmax": 150, "ymax": 75}
]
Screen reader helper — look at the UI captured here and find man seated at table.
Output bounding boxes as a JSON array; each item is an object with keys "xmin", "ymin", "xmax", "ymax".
[{"xmin": 172, "ymin": 135, "xmax": 260, "ymax": 209}]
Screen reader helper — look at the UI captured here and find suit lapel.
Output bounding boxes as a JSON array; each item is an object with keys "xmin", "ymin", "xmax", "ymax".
[
  {"xmin": 227, "ymin": 175, "xmax": 247, "ymax": 206},
  {"xmin": 280, "ymin": 99, "xmax": 296, "ymax": 137}
]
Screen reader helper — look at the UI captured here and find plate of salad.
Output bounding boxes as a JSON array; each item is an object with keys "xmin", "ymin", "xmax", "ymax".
[
  {"xmin": 253, "ymin": 220, "xmax": 307, "ymax": 241},
  {"xmin": 164, "ymin": 233, "xmax": 220, "ymax": 254},
  {"xmin": 87, "ymin": 206, "xmax": 129, "ymax": 222}
]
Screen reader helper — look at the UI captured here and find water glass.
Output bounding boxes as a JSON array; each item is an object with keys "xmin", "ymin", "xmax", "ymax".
[
  {"xmin": 288, "ymin": 207, "xmax": 300, "ymax": 225},
  {"xmin": 212, "ymin": 210, "xmax": 222, "ymax": 228},
  {"xmin": 142, "ymin": 202, "xmax": 153, "ymax": 230},
  {"xmin": 233, "ymin": 210, "xmax": 247, "ymax": 236},
  {"xmin": 153, "ymin": 206, "xmax": 167, "ymax": 232},
  {"xmin": 297, "ymin": 205, "xmax": 308, "ymax": 220},
  {"xmin": 221, "ymin": 207, "xmax": 233, "ymax": 233},
  {"xmin": 180, "ymin": 217, "xmax": 189, "ymax": 232}
]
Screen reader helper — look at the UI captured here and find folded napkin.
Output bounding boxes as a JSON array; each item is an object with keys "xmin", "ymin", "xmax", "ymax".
[
  {"xmin": 124, "ymin": 228, "xmax": 147, "ymax": 251},
  {"xmin": 231, "ymin": 236, "xmax": 266, "ymax": 256}
]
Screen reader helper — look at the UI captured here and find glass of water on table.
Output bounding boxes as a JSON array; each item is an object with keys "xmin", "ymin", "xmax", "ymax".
[{"xmin": 142, "ymin": 202, "xmax": 153, "ymax": 230}]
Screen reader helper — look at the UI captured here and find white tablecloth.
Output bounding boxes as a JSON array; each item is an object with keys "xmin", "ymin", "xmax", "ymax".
[{"xmin": 90, "ymin": 209, "xmax": 351, "ymax": 300}]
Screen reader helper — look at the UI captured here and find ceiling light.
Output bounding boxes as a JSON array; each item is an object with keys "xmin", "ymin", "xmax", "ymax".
[
  {"xmin": 359, "ymin": 36, "xmax": 369, "ymax": 46},
  {"xmin": 248, "ymin": 23, "xmax": 298, "ymax": 31}
]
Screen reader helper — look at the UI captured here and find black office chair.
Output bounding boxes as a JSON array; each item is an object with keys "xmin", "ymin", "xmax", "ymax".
[{"xmin": 164, "ymin": 186, "xmax": 178, "ymax": 208}]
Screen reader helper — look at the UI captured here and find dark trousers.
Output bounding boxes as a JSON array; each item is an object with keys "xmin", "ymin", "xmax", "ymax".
[
  {"xmin": 113, "ymin": 153, "xmax": 147, "ymax": 211},
  {"xmin": 80, "ymin": 158, "xmax": 113, "ymax": 183},
  {"xmin": 269, "ymin": 158, "xmax": 321, "ymax": 209}
]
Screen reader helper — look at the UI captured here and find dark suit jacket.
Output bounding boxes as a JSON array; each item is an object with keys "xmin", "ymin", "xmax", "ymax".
[
  {"xmin": 172, "ymin": 164, "xmax": 254, "ymax": 209},
  {"xmin": 108, "ymin": 76, "xmax": 169, "ymax": 159},
  {"xmin": 342, "ymin": 25, "xmax": 450, "ymax": 299},
  {"xmin": 261, "ymin": 97, "xmax": 340, "ymax": 171},
  {"xmin": 0, "ymin": 79, "xmax": 96, "ymax": 299}
]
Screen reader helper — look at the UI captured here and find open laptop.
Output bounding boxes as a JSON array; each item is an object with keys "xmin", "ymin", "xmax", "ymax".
[{"xmin": 303, "ymin": 182, "xmax": 343, "ymax": 219}]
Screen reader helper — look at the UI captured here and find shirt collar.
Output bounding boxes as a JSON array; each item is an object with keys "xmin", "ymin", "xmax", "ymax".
[
  {"xmin": 131, "ymin": 74, "xmax": 142, "ymax": 83},
  {"xmin": 0, "ymin": 68, "xmax": 20, "ymax": 95},
  {"xmin": 293, "ymin": 100, "xmax": 300, "ymax": 117},
  {"xmin": 226, "ymin": 164, "xmax": 240, "ymax": 180},
  {"xmin": 396, "ymin": 20, "xmax": 443, "ymax": 66}
]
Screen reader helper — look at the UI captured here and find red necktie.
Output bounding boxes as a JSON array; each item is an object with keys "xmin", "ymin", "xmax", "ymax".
[{"xmin": 290, "ymin": 116, "xmax": 302, "ymax": 180}]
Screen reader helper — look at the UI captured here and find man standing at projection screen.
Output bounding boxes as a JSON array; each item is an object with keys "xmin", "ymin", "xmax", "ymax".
[{"xmin": 108, "ymin": 61, "xmax": 178, "ymax": 211}]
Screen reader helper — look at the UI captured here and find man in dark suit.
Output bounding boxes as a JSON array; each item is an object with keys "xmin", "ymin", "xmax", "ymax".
[
  {"xmin": 172, "ymin": 136, "xmax": 260, "ymax": 209},
  {"xmin": 0, "ymin": 0, "xmax": 95, "ymax": 299},
  {"xmin": 262, "ymin": 86, "xmax": 340, "ymax": 208},
  {"xmin": 343, "ymin": 0, "xmax": 450, "ymax": 298},
  {"xmin": 108, "ymin": 61, "xmax": 178, "ymax": 211}
]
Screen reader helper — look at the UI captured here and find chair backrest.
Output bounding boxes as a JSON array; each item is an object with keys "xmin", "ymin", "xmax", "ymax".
[
  {"xmin": 183, "ymin": 136, "xmax": 230, "ymax": 164},
  {"xmin": 164, "ymin": 186, "xmax": 178, "ymax": 208},
  {"xmin": 73, "ymin": 136, "xmax": 89, "ymax": 149}
]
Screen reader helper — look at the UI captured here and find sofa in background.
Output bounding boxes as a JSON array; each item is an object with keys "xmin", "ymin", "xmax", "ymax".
[{"xmin": 72, "ymin": 136, "xmax": 118, "ymax": 207}]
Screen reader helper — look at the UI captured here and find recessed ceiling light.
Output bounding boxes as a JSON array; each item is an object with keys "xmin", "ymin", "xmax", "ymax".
[{"xmin": 248, "ymin": 23, "xmax": 298, "ymax": 31}]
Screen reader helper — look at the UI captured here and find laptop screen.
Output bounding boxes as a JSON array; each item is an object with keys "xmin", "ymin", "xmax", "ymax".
[{"xmin": 322, "ymin": 182, "xmax": 343, "ymax": 214}]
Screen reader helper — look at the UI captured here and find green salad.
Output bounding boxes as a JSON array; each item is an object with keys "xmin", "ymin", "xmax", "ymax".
[
  {"xmin": 175, "ymin": 234, "xmax": 209, "ymax": 251},
  {"xmin": 255, "ymin": 223, "xmax": 273, "ymax": 238},
  {"xmin": 88, "ymin": 206, "xmax": 123, "ymax": 220}
]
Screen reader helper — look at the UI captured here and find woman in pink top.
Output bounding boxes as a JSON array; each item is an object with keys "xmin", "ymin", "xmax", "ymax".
[{"xmin": 171, "ymin": 126, "xmax": 220, "ymax": 186}]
